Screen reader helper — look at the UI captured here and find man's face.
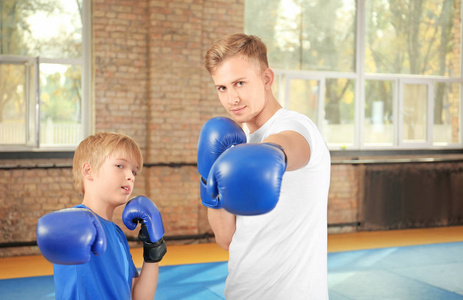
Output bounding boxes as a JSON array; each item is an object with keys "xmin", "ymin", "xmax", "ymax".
[{"xmin": 211, "ymin": 55, "xmax": 269, "ymax": 124}]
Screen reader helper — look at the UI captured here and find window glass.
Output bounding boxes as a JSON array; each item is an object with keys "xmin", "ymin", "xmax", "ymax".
[
  {"xmin": 40, "ymin": 64, "xmax": 82, "ymax": 146},
  {"xmin": 1, "ymin": 0, "xmax": 82, "ymax": 59},
  {"xmin": 288, "ymin": 79, "xmax": 319, "ymax": 122},
  {"xmin": 434, "ymin": 82, "xmax": 460, "ymax": 145},
  {"xmin": 364, "ymin": 80, "xmax": 394, "ymax": 146},
  {"xmin": 365, "ymin": 0, "xmax": 459, "ymax": 76},
  {"xmin": 324, "ymin": 78, "xmax": 355, "ymax": 146},
  {"xmin": 249, "ymin": 0, "xmax": 462, "ymax": 150},
  {"xmin": 246, "ymin": 0, "xmax": 356, "ymax": 72},
  {"xmin": 0, "ymin": 0, "xmax": 85, "ymax": 150},
  {"xmin": 0, "ymin": 63, "xmax": 27, "ymax": 144},
  {"xmin": 402, "ymin": 84, "xmax": 428, "ymax": 143}
]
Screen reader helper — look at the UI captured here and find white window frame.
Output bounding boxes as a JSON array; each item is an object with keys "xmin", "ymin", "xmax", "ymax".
[
  {"xmin": 271, "ymin": 0, "xmax": 463, "ymax": 150},
  {"xmin": 0, "ymin": 0, "xmax": 91, "ymax": 152}
]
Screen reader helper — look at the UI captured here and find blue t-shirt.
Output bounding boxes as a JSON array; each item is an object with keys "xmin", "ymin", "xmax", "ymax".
[{"xmin": 53, "ymin": 205, "xmax": 138, "ymax": 300}]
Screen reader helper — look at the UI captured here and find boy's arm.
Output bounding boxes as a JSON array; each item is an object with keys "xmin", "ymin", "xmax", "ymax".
[
  {"xmin": 123, "ymin": 196, "xmax": 167, "ymax": 299},
  {"xmin": 207, "ymin": 208, "xmax": 236, "ymax": 250},
  {"xmin": 36, "ymin": 208, "xmax": 107, "ymax": 265},
  {"xmin": 132, "ymin": 262, "xmax": 158, "ymax": 300}
]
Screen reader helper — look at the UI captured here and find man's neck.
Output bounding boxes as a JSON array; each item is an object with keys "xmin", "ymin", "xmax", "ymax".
[{"xmin": 247, "ymin": 96, "xmax": 282, "ymax": 133}]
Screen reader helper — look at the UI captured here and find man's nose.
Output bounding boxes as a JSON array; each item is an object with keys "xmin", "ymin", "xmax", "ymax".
[{"xmin": 228, "ymin": 88, "xmax": 239, "ymax": 104}]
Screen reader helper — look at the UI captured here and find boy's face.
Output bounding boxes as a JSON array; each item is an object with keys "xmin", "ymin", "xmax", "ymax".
[
  {"xmin": 211, "ymin": 55, "xmax": 271, "ymax": 125},
  {"xmin": 91, "ymin": 152, "xmax": 140, "ymax": 206}
]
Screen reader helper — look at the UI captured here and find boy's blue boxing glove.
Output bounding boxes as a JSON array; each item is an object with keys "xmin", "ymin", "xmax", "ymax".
[
  {"xmin": 197, "ymin": 117, "xmax": 247, "ymax": 208},
  {"xmin": 37, "ymin": 208, "xmax": 107, "ymax": 265},
  {"xmin": 208, "ymin": 143, "xmax": 287, "ymax": 215},
  {"xmin": 123, "ymin": 196, "xmax": 167, "ymax": 263}
]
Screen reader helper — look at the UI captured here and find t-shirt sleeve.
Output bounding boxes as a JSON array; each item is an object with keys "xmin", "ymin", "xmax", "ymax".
[{"xmin": 271, "ymin": 116, "xmax": 314, "ymax": 155}]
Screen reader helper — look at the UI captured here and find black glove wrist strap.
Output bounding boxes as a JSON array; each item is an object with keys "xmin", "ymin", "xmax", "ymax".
[{"xmin": 143, "ymin": 238, "xmax": 167, "ymax": 263}]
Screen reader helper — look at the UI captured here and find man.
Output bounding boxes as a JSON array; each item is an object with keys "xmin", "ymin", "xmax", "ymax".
[{"xmin": 198, "ymin": 33, "xmax": 331, "ymax": 299}]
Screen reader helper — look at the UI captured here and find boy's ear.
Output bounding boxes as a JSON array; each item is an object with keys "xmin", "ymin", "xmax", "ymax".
[{"xmin": 82, "ymin": 162, "xmax": 94, "ymax": 180}]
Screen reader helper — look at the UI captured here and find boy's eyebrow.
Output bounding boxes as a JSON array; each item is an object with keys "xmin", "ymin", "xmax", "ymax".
[{"xmin": 113, "ymin": 157, "xmax": 128, "ymax": 162}]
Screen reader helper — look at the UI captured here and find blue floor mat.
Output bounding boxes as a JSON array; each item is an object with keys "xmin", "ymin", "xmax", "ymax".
[
  {"xmin": 328, "ymin": 242, "xmax": 463, "ymax": 300},
  {"xmin": 1, "ymin": 242, "xmax": 462, "ymax": 300}
]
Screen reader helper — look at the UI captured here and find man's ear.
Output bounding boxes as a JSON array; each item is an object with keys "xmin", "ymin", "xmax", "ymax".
[
  {"xmin": 82, "ymin": 162, "xmax": 93, "ymax": 180},
  {"xmin": 263, "ymin": 67, "xmax": 274, "ymax": 90}
]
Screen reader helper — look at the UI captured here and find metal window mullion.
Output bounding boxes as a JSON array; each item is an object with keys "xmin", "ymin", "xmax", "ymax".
[
  {"xmin": 356, "ymin": 0, "xmax": 366, "ymax": 149},
  {"xmin": 396, "ymin": 79, "xmax": 403, "ymax": 147},
  {"xmin": 318, "ymin": 78, "xmax": 326, "ymax": 132},
  {"xmin": 460, "ymin": 4, "xmax": 463, "ymax": 146},
  {"xmin": 82, "ymin": 0, "xmax": 92, "ymax": 138},
  {"xmin": 39, "ymin": 57, "xmax": 82, "ymax": 65},
  {"xmin": 34, "ymin": 57, "xmax": 40, "ymax": 148},
  {"xmin": 25, "ymin": 60, "xmax": 31, "ymax": 146},
  {"xmin": 427, "ymin": 83, "xmax": 434, "ymax": 146},
  {"xmin": 284, "ymin": 74, "xmax": 292, "ymax": 110}
]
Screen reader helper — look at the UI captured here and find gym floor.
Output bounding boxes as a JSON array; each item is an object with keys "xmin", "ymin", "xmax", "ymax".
[{"xmin": 1, "ymin": 226, "xmax": 463, "ymax": 299}]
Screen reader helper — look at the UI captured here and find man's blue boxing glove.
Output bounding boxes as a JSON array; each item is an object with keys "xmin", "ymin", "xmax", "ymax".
[
  {"xmin": 36, "ymin": 208, "xmax": 107, "ymax": 265},
  {"xmin": 207, "ymin": 143, "xmax": 287, "ymax": 215},
  {"xmin": 123, "ymin": 196, "xmax": 166, "ymax": 263},
  {"xmin": 197, "ymin": 117, "xmax": 247, "ymax": 208}
]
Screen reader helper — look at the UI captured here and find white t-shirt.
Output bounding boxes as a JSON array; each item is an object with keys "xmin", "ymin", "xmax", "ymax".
[{"xmin": 225, "ymin": 108, "xmax": 331, "ymax": 300}]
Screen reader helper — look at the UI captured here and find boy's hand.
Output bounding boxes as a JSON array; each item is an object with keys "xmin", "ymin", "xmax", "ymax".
[
  {"xmin": 123, "ymin": 196, "xmax": 167, "ymax": 263},
  {"xmin": 37, "ymin": 208, "xmax": 107, "ymax": 265}
]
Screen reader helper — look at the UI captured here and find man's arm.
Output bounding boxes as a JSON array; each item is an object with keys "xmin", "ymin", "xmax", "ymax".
[
  {"xmin": 208, "ymin": 208, "xmax": 236, "ymax": 250},
  {"xmin": 264, "ymin": 130, "xmax": 310, "ymax": 171},
  {"xmin": 132, "ymin": 263, "xmax": 158, "ymax": 300}
]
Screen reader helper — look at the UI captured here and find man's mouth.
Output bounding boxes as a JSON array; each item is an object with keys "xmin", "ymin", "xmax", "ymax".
[{"xmin": 231, "ymin": 106, "xmax": 246, "ymax": 113}]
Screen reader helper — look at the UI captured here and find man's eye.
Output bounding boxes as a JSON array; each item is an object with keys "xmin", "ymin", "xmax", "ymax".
[{"xmin": 237, "ymin": 81, "xmax": 244, "ymax": 87}]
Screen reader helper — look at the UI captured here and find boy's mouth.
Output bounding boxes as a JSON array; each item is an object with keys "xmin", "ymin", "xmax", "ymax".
[{"xmin": 122, "ymin": 186, "xmax": 130, "ymax": 192}]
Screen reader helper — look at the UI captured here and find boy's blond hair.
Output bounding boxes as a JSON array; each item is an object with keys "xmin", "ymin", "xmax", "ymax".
[
  {"xmin": 204, "ymin": 33, "xmax": 269, "ymax": 75},
  {"xmin": 73, "ymin": 132, "xmax": 143, "ymax": 194}
]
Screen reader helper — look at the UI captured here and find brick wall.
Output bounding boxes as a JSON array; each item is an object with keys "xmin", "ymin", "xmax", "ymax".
[
  {"xmin": 1, "ymin": 0, "xmax": 460, "ymax": 258},
  {"xmin": 0, "ymin": 0, "xmax": 246, "ymax": 258},
  {"xmin": 328, "ymin": 164, "xmax": 363, "ymax": 233}
]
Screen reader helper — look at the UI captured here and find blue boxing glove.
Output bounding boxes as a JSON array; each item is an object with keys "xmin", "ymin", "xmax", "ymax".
[
  {"xmin": 197, "ymin": 117, "xmax": 247, "ymax": 208},
  {"xmin": 123, "ymin": 196, "xmax": 166, "ymax": 263},
  {"xmin": 36, "ymin": 208, "xmax": 107, "ymax": 265},
  {"xmin": 208, "ymin": 143, "xmax": 287, "ymax": 215}
]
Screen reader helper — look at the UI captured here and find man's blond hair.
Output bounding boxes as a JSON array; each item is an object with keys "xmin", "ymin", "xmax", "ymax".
[
  {"xmin": 204, "ymin": 33, "xmax": 269, "ymax": 74},
  {"xmin": 72, "ymin": 132, "xmax": 143, "ymax": 194}
]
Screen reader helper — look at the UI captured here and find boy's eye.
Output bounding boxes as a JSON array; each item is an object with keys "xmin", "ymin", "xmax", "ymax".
[
  {"xmin": 218, "ymin": 86, "xmax": 226, "ymax": 92},
  {"xmin": 237, "ymin": 81, "xmax": 244, "ymax": 87},
  {"xmin": 132, "ymin": 171, "xmax": 137, "ymax": 176},
  {"xmin": 116, "ymin": 164, "xmax": 123, "ymax": 169}
]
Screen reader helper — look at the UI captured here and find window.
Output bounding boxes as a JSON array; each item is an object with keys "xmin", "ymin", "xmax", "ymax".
[
  {"xmin": 246, "ymin": 0, "xmax": 462, "ymax": 149},
  {"xmin": 0, "ymin": 0, "xmax": 90, "ymax": 151}
]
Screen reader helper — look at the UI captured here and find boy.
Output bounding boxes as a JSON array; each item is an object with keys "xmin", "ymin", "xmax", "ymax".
[
  {"xmin": 197, "ymin": 33, "xmax": 331, "ymax": 299},
  {"xmin": 37, "ymin": 132, "xmax": 166, "ymax": 300}
]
